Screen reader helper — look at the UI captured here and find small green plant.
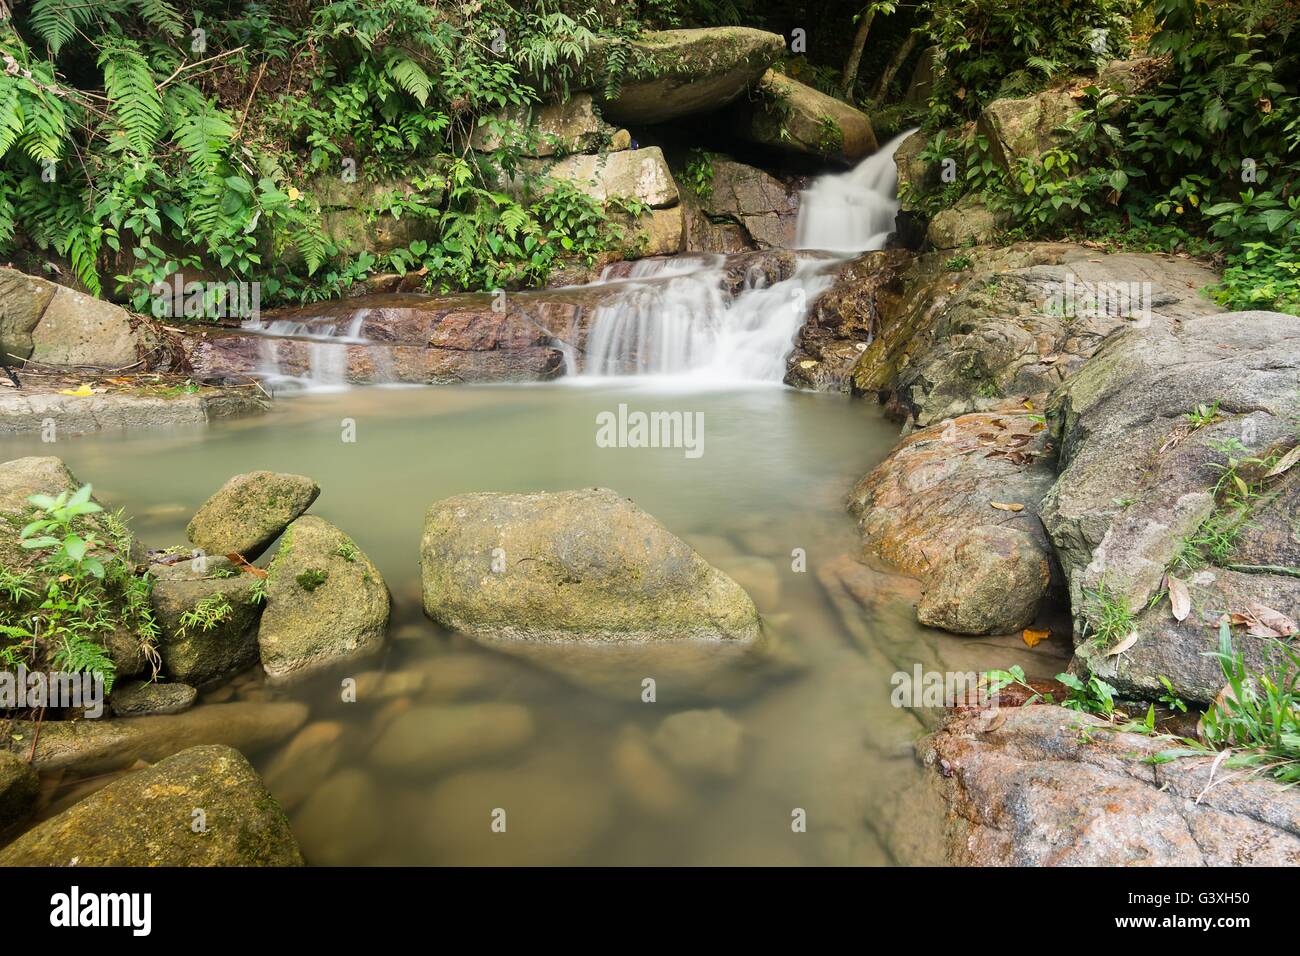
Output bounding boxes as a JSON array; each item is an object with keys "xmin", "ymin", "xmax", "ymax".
[
  {"xmin": 1080, "ymin": 577, "xmax": 1134, "ymax": 650},
  {"xmin": 681, "ymin": 149, "xmax": 715, "ymax": 201},
  {"xmin": 1151, "ymin": 622, "xmax": 1300, "ymax": 783},
  {"xmin": 295, "ymin": 568, "xmax": 329, "ymax": 592},
  {"xmin": 1186, "ymin": 400, "xmax": 1221, "ymax": 429},
  {"xmin": 20, "ymin": 485, "xmax": 107, "ymax": 580},
  {"xmin": 249, "ymin": 577, "xmax": 268, "ymax": 606},
  {"xmin": 981, "ymin": 664, "xmax": 1053, "ymax": 705},
  {"xmin": 815, "ymin": 115, "xmax": 844, "ymax": 156},
  {"xmin": 945, "ymin": 254, "xmax": 973, "ymax": 271},
  {"xmin": 1157, "ymin": 675, "xmax": 1188, "ymax": 714},
  {"xmin": 177, "ymin": 593, "xmax": 233, "ymax": 637},
  {"xmin": 1057, "ymin": 671, "xmax": 1118, "ymax": 718},
  {"xmin": 334, "ymin": 540, "xmax": 360, "ymax": 563}
]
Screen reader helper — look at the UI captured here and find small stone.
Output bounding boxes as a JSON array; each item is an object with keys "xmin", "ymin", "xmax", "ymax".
[
  {"xmin": 262, "ymin": 721, "xmax": 347, "ymax": 812},
  {"xmin": 290, "ymin": 768, "xmax": 384, "ymax": 866},
  {"xmin": 109, "ymin": 680, "xmax": 197, "ymax": 716},
  {"xmin": 652, "ymin": 708, "xmax": 745, "ymax": 779},
  {"xmin": 371, "ymin": 703, "xmax": 534, "ymax": 776}
]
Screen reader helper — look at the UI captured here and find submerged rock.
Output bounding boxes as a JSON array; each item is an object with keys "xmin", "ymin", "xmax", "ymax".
[
  {"xmin": 258, "ymin": 516, "xmax": 390, "ymax": 684},
  {"xmin": 594, "ymin": 28, "xmax": 784, "ymax": 125},
  {"xmin": 920, "ymin": 706, "xmax": 1300, "ymax": 865},
  {"xmin": 261, "ymin": 720, "xmax": 347, "ymax": 812},
  {"xmin": 730, "ymin": 70, "xmax": 878, "ymax": 163},
  {"xmin": 420, "ymin": 488, "xmax": 759, "ymax": 644},
  {"xmin": 12, "ymin": 700, "xmax": 308, "ymax": 774},
  {"xmin": 652, "ymin": 708, "xmax": 745, "ymax": 779},
  {"xmin": 186, "ymin": 470, "xmax": 320, "ymax": 560},
  {"xmin": 0, "ymin": 751, "xmax": 38, "ymax": 835},
  {"xmin": 0, "ymin": 745, "xmax": 303, "ymax": 866},
  {"xmin": 290, "ymin": 768, "xmax": 384, "ymax": 866},
  {"xmin": 109, "ymin": 679, "xmax": 197, "ymax": 716},
  {"xmin": 369, "ymin": 703, "xmax": 535, "ymax": 776}
]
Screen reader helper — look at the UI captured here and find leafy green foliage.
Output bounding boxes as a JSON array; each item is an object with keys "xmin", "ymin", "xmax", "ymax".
[
  {"xmin": 2, "ymin": 488, "xmax": 160, "ymax": 694},
  {"xmin": 0, "ymin": 0, "xmax": 645, "ymax": 308}
]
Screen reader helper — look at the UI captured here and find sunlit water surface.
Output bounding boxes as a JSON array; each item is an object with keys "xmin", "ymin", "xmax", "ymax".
[{"xmin": 0, "ymin": 384, "xmax": 1056, "ymax": 865}]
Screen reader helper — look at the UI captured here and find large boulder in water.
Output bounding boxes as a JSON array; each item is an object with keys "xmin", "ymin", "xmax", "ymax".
[
  {"xmin": 593, "ymin": 28, "xmax": 785, "ymax": 125},
  {"xmin": 729, "ymin": 71, "xmax": 877, "ymax": 163},
  {"xmin": 420, "ymin": 488, "xmax": 760, "ymax": 644},
  {"xmin": 186, "ymin": 471, "xmax": 320, "ymax": 560},
  {"xmin": 0, "ymin": 745, "xmax": 304, "ymax": 866},
  {"xmin": 258, "ymin": 516, "xmax": 390, "ymax": 684}
]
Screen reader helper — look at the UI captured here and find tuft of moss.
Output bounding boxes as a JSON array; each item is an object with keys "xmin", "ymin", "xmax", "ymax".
[{"xmin": 295, "ymin": 568, "xmax": 329, "ymax": 592}]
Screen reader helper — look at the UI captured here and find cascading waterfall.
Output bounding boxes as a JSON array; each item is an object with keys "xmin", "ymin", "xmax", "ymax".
[
  {"xmin": 246, "ymin": 309, "xmax": 372, "ymax": 392},
  {"xmin": 578, "ymin": 129, "xmax": 916, "ymax": 383}
]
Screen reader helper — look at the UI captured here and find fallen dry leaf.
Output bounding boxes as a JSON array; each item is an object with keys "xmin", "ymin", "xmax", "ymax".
[
  {"xmin": 1167, "ymin": 573, "xmax": 1191, "ymax": 622},
  {"xmin": 1247, "ymin": 602, "xmax": 1299, "ymax": 638},
  {"xmin": 1264, "ymin": 444, "xmax": 1300, "ymax": 478},
  {"xmin": 1022, "ymin": 627, "xmax": 1050, "ymax": 648},
  {"xmin": 1106, "ymin": 631, "xmax": 1140, "ymax": 656},
  {"xmin": 990, "ymin": 501, "xmax": 1024, "ymax": 512},
  {"xmin": 226, "ymin": 552, "xmax": 269, "ymax": 579}
]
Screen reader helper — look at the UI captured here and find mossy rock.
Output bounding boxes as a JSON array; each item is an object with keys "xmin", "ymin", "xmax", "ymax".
[
  {"xmin": 420, "ymin": 488, "xmax": 760, "ymax": 644},
  {"xmin": 186, "ymin": 471, "xmax": 319, "ymax": 561},
  {"xmin": 258, "ymin": 516, "xmax": 390, "ymax": 685},
  {"xmin": 151, "ymin": 559, "xmax": 263, "ymax": 686},
  {"xmin": 592, "ymin": 27, "xmax": 785, "ymax": 125},
  {"xmin": 0, "ymin": 745, "xmax": 303, "ymax": 866}
]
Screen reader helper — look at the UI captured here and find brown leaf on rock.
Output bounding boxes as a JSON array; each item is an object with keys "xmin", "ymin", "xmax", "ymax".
[
  {"xmin": 1106, "ymin": 631, "xmax": 1139, "ymax": 656},
  {"xmin": 1167, "ymin": 573, "xmax": 1191, "ymax": 622},
  {"xmin": 990, "ymin": 501, "xmax": 1024, "ymax": 512},
  {"xmin": 1247, "ymin": 602, "xmax": 1299, "ymax": 637},
  {"xmin": 1264, "ymin": 444, "xmax": 1300, "ymax": 478}
]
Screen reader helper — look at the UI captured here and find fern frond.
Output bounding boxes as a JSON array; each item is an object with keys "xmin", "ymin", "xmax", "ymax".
[
  {"xmin": 173, "ymin": 102, "xmax": 234, "ymax": 174},
  {"xmin": 138, "ymin": 0, "xmax": 185, "ymax": 37},
  {"xmin": 385, "ymin": 53, "xmax": 432, "ymax": 107},
  {"xmin": 99, "ymin": 38, "xmax": 162, "ymax": 155}
]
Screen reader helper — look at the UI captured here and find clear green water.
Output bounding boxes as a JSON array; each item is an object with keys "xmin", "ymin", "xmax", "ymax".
[{"xmin": 0, "ymin": 384, "xmax": 1057, "ymax": 865}]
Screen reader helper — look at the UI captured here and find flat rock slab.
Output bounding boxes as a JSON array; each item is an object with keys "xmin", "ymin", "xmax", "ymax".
[
  {"xmin": 109, "ymin": 680, "xmax": 197, "ymax": 716},
  {"xmin": 0, "ymin": 745, "xmax": 303, "ymax": 866},
  {"xmin": 0, "ymin": 388, "xmax": 267, "ymax": 434},
  {"xmin": 920, "ymin": 705, "xmax": 1300, "ymax": 865}
]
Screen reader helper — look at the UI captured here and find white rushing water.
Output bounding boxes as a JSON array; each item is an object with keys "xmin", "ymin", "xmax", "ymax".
[{"xmin": 578, "ymin": 129, "xmax": 916, "ymax": 384}]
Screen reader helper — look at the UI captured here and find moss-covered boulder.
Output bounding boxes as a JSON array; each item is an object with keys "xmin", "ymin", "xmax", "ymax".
[
  {"xmin": 976, "ymin": 89, "xmax": 1080, "ymax": 173},
  {"xmin": 730, "ymin": 70, "xmax": 878, "ymax": 163},
  {"xmin": 0, "ymin": 750, "xmax": 38, "ymax": 835},
  {"xmin": 258, "ymin": 516, "xmax": 389, "ymax": 684},
  {"xmin": 0, "ymin": 745, "xmax": 303, "ymax": 866},
  {"xmin": 150, "ymin": 559, "xmax": 263, "ymax": 686},
  {"xmin": 470, "ymin": 92, "xmax": 616, "ymax": 157},
  {"xmin": 108, "ymin": 679, "xmax": 197, "ymax": 716},
  {"xmin": 420, "ymin": 488, "xmax": 760, "ymax": 644},
  {"xmin": 186, "ymin": 471, "xmax": 319, "ymax": 560},
  {"xmin": 593, "ymin": 27, "xmax": 785, "ymax": 125}
]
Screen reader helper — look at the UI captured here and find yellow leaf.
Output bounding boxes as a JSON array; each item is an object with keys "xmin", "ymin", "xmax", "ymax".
[
  {"xmin": 1022, "ymin": 627, "xmax": 1050, "ymax": 648},
  {"xmin": 990, "ymin": 501, "xmax": 1024, "ymax": 512},
  {"xmin": 288, "ymin": 186, "xmax": 301, "ymax": 202},
  {"xmin": 58, "ymin": 383, "xmax": 95, "ymax": 396}
]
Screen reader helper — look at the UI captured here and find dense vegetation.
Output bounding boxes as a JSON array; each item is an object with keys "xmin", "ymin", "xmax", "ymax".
[{"xmin": 1, "ymin": 0, "xmax": 1296, "ymax": 313}]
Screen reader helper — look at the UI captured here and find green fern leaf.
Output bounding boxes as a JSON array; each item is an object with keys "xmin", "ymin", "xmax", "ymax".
[
  {"xmin": 386, "ymin": 54, "xmax": 432, "ymax": 107},
  {"xmin": 99, "ymin": 39, "xmax": 163, "ymax": 156}
]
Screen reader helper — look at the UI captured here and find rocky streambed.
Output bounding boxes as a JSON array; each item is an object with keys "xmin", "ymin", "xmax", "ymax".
[{"xmin": 4, "ymin": 221, "xmax": 1300, "ymax": 866}]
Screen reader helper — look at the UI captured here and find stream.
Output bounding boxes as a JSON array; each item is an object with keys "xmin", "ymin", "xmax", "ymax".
[{"xmin": 0, "ymin": 130, "xmax": 1060, "ymax": 865}]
